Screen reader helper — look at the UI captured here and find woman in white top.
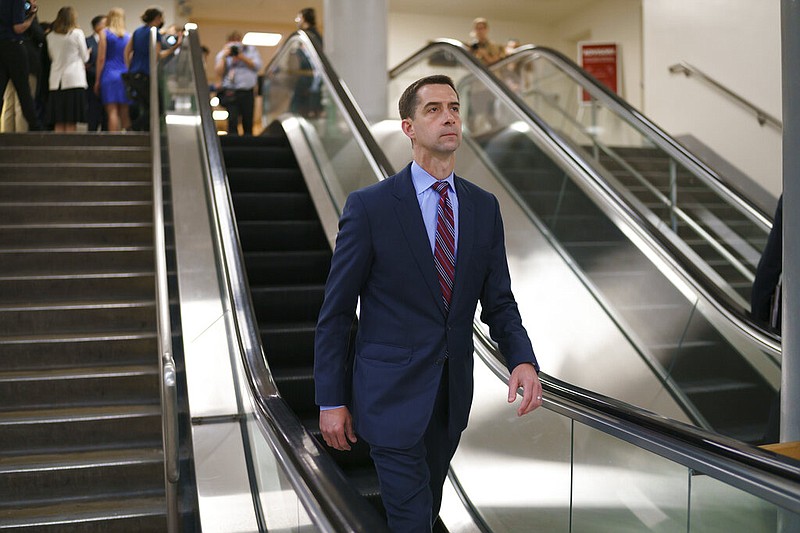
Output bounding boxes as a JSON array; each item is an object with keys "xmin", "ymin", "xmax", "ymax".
[{"xmin": 46, "ymin": 6, "xmax": 89, "ymax": 132}]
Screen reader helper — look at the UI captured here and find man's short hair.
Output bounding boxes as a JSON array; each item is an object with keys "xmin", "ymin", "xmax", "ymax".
[
  {"xmin": 141, "ymin": 7, "xmax": 163, "ymax": 23},
  {"xmin": 398, "ymin": 75, "xmax": 459, "ymax": 120},
  {"xmin": 91, "ymin": 15, "xmax": 105, "ymax": 29}
]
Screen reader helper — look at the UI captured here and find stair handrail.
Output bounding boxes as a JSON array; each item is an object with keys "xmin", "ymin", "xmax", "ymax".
[
  {"xmin": 669, "ymin": 61, "xmax": 783, "ymax": 131},
  {"xmin": 187, "ymin": 29, "xmax": 390, "ymax": 533},
  {"xmin": 149, "ymin": 26, "xmax": 180, "ymax": 533}
]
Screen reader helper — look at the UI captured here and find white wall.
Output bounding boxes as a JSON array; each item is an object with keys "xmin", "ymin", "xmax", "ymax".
[
  {"xmin": 642, "ymin": 0, "xmax": 782, "ymax": 197},
  {"xmin": 550, "ymin": 0, "xmax": 642, "ymax": 110}
]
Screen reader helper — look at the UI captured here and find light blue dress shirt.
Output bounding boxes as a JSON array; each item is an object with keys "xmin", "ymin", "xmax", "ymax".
[
  {"xmin": 320, "ymin": 162, "xmax": 459, "ymax": 412},
  {"xmin": 410, "ymin": 161, "xmax": 458, "ymax": 256}
]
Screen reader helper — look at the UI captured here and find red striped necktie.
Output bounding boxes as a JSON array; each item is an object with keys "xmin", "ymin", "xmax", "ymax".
[{"xmin": 433, "ymin": 180, "xmax": 456, "ymax": 311}]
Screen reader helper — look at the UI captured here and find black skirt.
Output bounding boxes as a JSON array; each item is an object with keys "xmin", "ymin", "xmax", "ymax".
[{"xmin": 48, "ymin": 87, "xmax": 87, "ymax": 124}]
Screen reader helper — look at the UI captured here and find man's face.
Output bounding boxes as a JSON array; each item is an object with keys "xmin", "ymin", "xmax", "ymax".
[
  {"xmin": 473, "ymin": 22, "xmax": 488, "ymax": 41},
  {"xmin": 402, "ymin": 83, "xmax": 462, "ymax": 156},
  {"xmin": 95, "ymin": 16, "xmax": 107, "ymax": 32}
]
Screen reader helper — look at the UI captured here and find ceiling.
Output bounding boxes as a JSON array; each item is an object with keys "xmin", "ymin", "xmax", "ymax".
[{"xmin": 184, "ymin": 0, "xmax": 593, "ymax": 26}]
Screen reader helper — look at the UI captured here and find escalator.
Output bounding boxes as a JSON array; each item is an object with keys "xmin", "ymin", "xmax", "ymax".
[
  {"xmin": 219, "ymin": 131, "xmax": 383, "ymax": 515},
  {"xmin": 487, "ymin": 43, "xmax": 773, "ymax": 314},
  {"xmin": 152, "ymin": 28, "xmax": 800, "ymax": 532}
]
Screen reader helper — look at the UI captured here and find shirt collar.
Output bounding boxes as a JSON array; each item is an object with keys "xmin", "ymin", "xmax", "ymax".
[{"xmin": 410, "ymin": 161, "xmax": 455, "ymax": 196}]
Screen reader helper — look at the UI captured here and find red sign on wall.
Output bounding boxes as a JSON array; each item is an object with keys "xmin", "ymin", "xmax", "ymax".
[{"xmin": 579, "ymin": 42, "xmax": 619, "ymax": 102}]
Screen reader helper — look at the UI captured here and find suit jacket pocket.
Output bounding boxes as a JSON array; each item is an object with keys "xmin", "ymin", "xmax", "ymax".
[{"xmin": 358, "ymin": 341, "xmax": 412, "ymax": 366}]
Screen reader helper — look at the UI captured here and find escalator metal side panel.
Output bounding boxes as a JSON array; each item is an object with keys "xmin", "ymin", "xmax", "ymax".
[{"xmin": 164, "ymin": 120, "xmax": 261, "ymax": 531}]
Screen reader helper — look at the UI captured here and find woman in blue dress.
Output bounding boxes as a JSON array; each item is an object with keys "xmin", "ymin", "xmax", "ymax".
[{"xmin": 93, "ymin": 7, "xmax": 130, "ymax": 131}]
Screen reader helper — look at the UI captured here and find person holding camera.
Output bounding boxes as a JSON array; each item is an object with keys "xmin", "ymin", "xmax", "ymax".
[
  {"xmin": 0, "ymin": 0, "xmax": 43, "ymax": 130},
  {"xmin": 215, "ymin": 30, "xmax": 261, "ymax": 136},
  {"xmin": 124, "ymin": 6, "xmax": 181, "ymax": 131}
]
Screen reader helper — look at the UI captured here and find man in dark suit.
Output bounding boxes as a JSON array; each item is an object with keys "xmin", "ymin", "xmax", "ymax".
[
  {"xmin": 315, "ymin": 74, "xmax": 541, "ymax": 533},
  {"xmin": 85, "ymin": 14, "xmax": 106, "ymax": 131}
]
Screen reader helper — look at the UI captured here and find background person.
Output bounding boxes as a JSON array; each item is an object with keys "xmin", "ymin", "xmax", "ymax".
[
  {"xmin": 214, "ymin": 30, "xmax": 261, "ymax": 136},
  {"xmin": 46, "ymin": 5, "xmax": 88, "ymax": 132},
  {"xmin": 0, "ymin": 0, "xmax": 43, "ymax": 130},
  {"xmin": 289, "ymin": 7, "xmax": 323, "ymax": 117},
  {"xmin": 85, "ymin": 14, "xmax": 106, "ymax": 131},
  {"xmin": 94, "ymin": 7, "xmax": 130, "ymax": 132},
  {"xmin": 315, "ymin": 74, "xmax": 542, "ymax": 533},
  {"xmin": 124, "ymin": 6, "xmax": 181, "ymax": 131},
  {"xmin": 1, "ymin": 0, "xmax": 43, "ymax": 132}
]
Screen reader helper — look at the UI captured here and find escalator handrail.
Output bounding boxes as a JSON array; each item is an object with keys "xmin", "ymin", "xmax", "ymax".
[
  {"xmin": 388, "ymin": 38, "xmax": 781, "ymax": 357},
  {"xmin": 502, "ymin": 44, "xmax": 774, "ymax": 228},
  {"xmin": 473, "ymin": 334, "xmax": 800, "ymax": 514},
  {"xmin": 186, "ymin": 29, "xmax": 390, "ymax": 533}
]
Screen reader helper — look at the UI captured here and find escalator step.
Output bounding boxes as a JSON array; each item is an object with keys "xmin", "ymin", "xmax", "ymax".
[
  {"xmin": 232, "ymin": 192, "xmax": 317, "ymax": 221},
  {"xmin": 260, "ymin": 322, "xmax": 316, "ymax": 368},
  {"xmin": 251, "ymin": 285, "xmax": 325, "ymax": 322},
  {"xmin": 244, "ymin": 250, "xmax": 330, "ymax": 285},
  {"xmin": 222, "ymin": 146, "xmax": 297, "ymax": 169},
  {"xmin": 237, "ymin": 220, "xmax": 328, "ymax": 251},
  {"xmin": 227, "ymin": 168, "xmax": 306, "ymax": 193}
]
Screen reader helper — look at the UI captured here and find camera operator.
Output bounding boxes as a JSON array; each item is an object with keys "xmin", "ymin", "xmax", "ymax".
[
  {"xmin": 215, "ymin": 30, "xmax": 261, "ymax": 136},
  {"xmin": 0, "ymin": 0, "xmax": 43, "ymax": 130}
]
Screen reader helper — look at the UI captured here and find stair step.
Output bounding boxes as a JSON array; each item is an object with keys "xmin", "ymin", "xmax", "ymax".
[
  {"xmin": 0, "ymin": 272, "xmax": 155, "ymax": 304},
  {"xmin": 0, "ymin": 202, "xmax": 152, "ymax": 224},
  {"xmin": 0, "ymin": 331, "xmax": 157, "ymax": 371},
  {"xmin": 0, "ymin": 247, "xmax": 154, "ymax": 275},
  {"xmin": 0, "ymin": 163, "xmax": 151, "ymax": 182},
  {"xmin": 260, "ymin": 321, "xmax": 316, "ymax": 367},
  {"xmin": 0, "ymin": 223, "xmax": 154, "ymax": 248},
  {"xmin": 0, "ymin": 146, "xmax": 150, "ymax": 165},
  {"xmin": 0, "ymin": 365, "xmax": 159, "ymax": 410},
  {"xmin": 0, "ymin": 182, "xmax": 152, "ymax": 202},
  {"xmin": 0, "ymin": 300, "xmax": 156, "ymax": 336},
  {"xmin": 0, "ymin": 448, "xmax": 164, "ymax": 505},
  {"xmin": 237, "ymin": 220, "xmax": 328, "ymax": 251},
  {"xmin": 226, "ymin": 168, "xmax": 306, "ymax": 193},
  {"xmin": 0, "ymin": 132, "xmax": 150, "ymax": 147},
  {"xmin": 0, "ymin": 494, "xmax": 166, "ymax": 531},
  {"xmin": 0, "ymin": 404, "xmax": 162, "ymax": 455},
  {"xmin": 232, "ymin": 192, "xmax": 317, "ymax": 221},
  {"xmin": 244, "ymin": 250, "xmax": 330, "ymax": 285}
]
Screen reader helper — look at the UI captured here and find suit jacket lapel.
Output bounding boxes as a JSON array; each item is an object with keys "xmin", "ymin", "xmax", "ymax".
[
  {"xmin": 450, "ymin": 175, "xmax": 473, "ymax": 313},
  {"xmin": 392, "ymin": 165, "xmax": 448, "ymax": 316}
]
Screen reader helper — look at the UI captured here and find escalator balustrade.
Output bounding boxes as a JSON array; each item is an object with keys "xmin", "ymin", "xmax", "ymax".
[{"xmin": 477, "ymin": 127, "xmax": 774, "ymax": 443}]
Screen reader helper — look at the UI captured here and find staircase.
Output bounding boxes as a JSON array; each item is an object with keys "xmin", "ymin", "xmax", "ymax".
[
  {"xmin": 478, "ymin": 128, "xmax": 774, "ymax": 443},
  {"xmin": 591, "ymin": 145, "xmax": 768, "ymax": 303},
  {"xmin": 0, "ymin": 133, "xmax": 168, "ymax": 531}
]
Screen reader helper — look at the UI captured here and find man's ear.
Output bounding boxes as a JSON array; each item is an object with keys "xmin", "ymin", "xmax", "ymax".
[{"xmin": 401, "ymin": 118, "xmax": 415, "ymax": 141}]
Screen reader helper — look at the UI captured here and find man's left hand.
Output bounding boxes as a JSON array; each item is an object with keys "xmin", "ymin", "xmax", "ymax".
[{"xmin": 507, "ymin": 363, "xmax": 542, "ymax": 416}]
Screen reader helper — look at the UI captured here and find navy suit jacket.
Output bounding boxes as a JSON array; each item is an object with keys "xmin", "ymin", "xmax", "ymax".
[
  {"xmin": 86, "ymin": 35, "xmax": 99, "ymax": 85},
  {"xmin": 314, "ymin": 163, "xmax": 537, "ymax": 449}
]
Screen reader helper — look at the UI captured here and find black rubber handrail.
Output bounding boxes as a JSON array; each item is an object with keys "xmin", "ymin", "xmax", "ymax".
[{"xmin": 187, "ymin": 29, "xmax": 390, "ymax": 533}]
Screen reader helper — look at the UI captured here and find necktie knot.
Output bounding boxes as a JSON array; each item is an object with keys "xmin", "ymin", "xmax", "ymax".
[{"xmin": 433, "ymin": 180, "xmax": 449, "ymax": 196}]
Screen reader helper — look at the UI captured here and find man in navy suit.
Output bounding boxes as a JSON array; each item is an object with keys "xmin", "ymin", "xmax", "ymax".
[{"xmin": 314, "ymin": 74, "xmax": 541, "ymax": 533}]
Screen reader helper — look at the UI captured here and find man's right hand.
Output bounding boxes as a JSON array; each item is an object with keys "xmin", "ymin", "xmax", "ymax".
[{"xmin": 319, "ymin": 406, "xmax": 357, "ymax": 451}]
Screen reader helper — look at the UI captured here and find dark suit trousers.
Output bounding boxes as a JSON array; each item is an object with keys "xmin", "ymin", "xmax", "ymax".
[
  {"xmin": 368, "ymin": 361, "xmax": 461, "ymax": 533},
  {"xmin": 226, "ymin": 88, "xmax": 254, "ymax": 136},
  {"xmin": 0, "ymin": 39, "xmax": 40, "ymax": 130}
]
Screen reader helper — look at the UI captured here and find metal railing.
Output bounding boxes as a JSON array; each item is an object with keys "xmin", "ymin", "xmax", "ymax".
[
  {"xmin": 188, "ymin": 29, "xmax": 390, "ymax": 532},
  {"xmin": 669, "ymin": 61, "xmax": 783, "ymax": 131},
  {"xmin": 149, "ymin": 26, "xmax": 180, "ymax": 533}
]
